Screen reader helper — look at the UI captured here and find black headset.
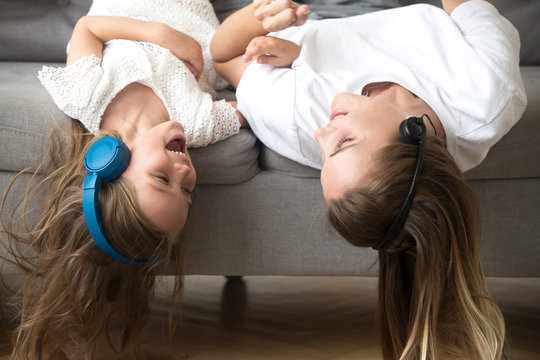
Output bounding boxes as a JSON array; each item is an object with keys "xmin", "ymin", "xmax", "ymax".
[{"xmin": 372, "ymin": 115, "xmax": 428, "ymax": 251}]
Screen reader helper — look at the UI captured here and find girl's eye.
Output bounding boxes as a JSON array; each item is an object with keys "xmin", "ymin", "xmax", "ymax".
[
  {"xmin": 156, "ymin": 175, "xmax": 169, "ymax": 184},
  {"xmin": 336, "ymin": 137, "xmax": 352, "ymax": 149},
  {"xmin": 182, "ymin": 187, "xmax": 193, "ymax": 195}
]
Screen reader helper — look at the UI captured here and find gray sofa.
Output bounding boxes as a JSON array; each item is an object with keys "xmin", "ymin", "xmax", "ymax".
[{"xmin": 0, "ymin": 0, "xmax": 539, "ymax": 283}]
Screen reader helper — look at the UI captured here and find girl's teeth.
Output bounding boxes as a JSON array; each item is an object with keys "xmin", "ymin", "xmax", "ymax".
[{"xmin": 169, "ymin": 150, "xmax": 186, "ymax": 157}]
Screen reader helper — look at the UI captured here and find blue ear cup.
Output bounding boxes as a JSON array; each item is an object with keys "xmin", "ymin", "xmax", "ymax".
[
  {"xmin": 82, "ymin": 136, "xmax": 146, "ymax": 265},
  {"xmin": 84, "ymin": 136, "xmax": 131, "ymax": 181}
]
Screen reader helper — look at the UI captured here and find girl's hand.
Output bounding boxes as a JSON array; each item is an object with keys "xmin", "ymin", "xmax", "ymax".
[
  {"xmin": 154, "ymin": 23, "xmax": 204, "ymax": 80},
  {"xmin": 243, "ymin": 36, "xmax": 301, "ymax": 67},
  {"xmin": 253, "ymin": 0, "xmax": 309, "ymax": 32},
  {"xmin": 67, "ymin": 17, "xmax": 204, "ymax": 80}
]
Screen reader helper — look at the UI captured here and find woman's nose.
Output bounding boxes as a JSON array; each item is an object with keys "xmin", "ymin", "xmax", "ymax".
[{"xmin": 314, "ymin": 124, "xmax": 335, "ymax": 142}]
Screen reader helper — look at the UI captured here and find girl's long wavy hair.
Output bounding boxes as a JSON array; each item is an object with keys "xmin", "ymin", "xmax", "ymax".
[
  {"xmin": 327, "ymin": 136, "xmax": 505, "ymax": 360},
  {"xmin": 1, "ymin": 120, "xmax": 187, "ymax": 359}
]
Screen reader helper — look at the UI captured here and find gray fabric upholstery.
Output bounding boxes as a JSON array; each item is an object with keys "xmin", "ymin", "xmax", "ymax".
[
  {"xmin": 0, "ymin": 0, "xmax": 92, "ymax": 62},
  {"xmin": 183, "ymin": 172, "xmax": 378, "ymax": 276},
  {"xmin": 1, "ymin": 0, "xmax": 539, "ymax": 281},
  {"xmin": 465, "ymin": 67, "xmax": 540, "ymax": 180}
]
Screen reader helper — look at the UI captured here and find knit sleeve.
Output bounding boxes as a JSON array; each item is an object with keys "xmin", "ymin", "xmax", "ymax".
[
  {"xmin": 37, "ymin": 55, "xmax": 103, "ymax": 133},
  {"xmin": 182, "ymin": 96, "xmax": 240, "ymax": 148},
  {"xmin": 209, "ymin": 100, "xmax": 241, "ymax": 145}
]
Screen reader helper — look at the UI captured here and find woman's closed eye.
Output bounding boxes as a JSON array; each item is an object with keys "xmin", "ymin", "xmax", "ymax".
[
  {"xmin": 336, "ymin": 137, "xmax": 353, "ymax": 149},
  {"xmin": 330, "ymin": 137, "xmax": 354, "ymax": 157}
]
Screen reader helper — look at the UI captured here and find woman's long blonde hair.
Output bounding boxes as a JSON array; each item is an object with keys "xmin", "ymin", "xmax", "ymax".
[
  {"xmin": 1, "ymin": 120, "xmax": 187, "ymax": 359},
  {"xmin": 327, "ymin": 137, "xmax": 505, "ymax": 360}
]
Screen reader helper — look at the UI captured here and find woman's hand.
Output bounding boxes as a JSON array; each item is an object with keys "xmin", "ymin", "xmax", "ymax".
[
  {"xmin": 253, "ymin": 0, "xmax": 310, "ymax": 32},
  {"xmin": 243, "ymin": 36, "xmax": 301, "ymax": 67},
  {"xmin": 153, "ymin": 23, "xmax": 204, "ymax": 80}
]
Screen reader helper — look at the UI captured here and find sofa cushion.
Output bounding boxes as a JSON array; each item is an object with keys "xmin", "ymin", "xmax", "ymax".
[
  {"xmin": 0, "ymin": 0, "xmax": 91, "ymax": 62},
  {"xmin": 191, "ymin": 129, "xmax": 260, "ymax": 185},
  {"xmin": 464, "ymin": 66, "xmax": 540, "ymax": 180},
  {"xmin": 0, "ymin": 62, "xmax": 260, "ymax": 185},
  {"xmin": 260, "ymin": 147, "xmax": 320, "ymax": 179}
]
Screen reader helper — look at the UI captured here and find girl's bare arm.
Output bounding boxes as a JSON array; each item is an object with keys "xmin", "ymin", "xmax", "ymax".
[
  {"xmin": 210, "ymin": 0, "xmax": 308, "ymax": 88},
  {"xmin": 67, "ymin": 16, "xmax": 203, "ymax": 79}
]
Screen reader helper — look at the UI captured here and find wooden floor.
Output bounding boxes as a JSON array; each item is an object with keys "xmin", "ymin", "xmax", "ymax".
[{"xmin": 1, "ymin": 276, "xmax": 539, "ymax": 359}]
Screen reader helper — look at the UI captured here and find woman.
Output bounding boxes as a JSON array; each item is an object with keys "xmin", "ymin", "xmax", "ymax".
[{"xmin": 210, "ymin": 0, "xmax": 526, "ymax": 358}]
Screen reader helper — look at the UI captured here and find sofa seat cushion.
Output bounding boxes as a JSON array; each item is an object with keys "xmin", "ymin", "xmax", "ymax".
[
  {"xmin": 260, "ymin": 146, "xmax": 320, "ymax": 179},
  {"xmin": 465, "ymin": 66, "xmax": 540, "ymax": 180},
  {"xmin": 0, "ymin": 62, "xmax": 260, "ymax": 185}
]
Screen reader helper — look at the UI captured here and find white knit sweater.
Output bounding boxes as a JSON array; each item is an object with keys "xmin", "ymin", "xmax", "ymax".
[{"xmin": 38, "ymin": 0, "xmax": 239, "ymax": 148}]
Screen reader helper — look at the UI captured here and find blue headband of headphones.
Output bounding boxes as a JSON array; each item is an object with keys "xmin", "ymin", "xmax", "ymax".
[{"xmin": 83, "ymin": 136, "xmax": 148, "ymax": 265}]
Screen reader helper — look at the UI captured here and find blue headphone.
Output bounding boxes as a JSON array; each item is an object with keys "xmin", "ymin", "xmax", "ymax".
[{"xmin": 83, "ymin": 136, "xmax": 147, "ymax": 265}]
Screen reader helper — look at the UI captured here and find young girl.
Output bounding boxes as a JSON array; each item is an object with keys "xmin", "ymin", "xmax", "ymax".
[
  {"xmin": 1, "ymin": 0, "xmax": 241, "ymax": 358},
  {"xmin": 211, "ymin": 0, "xmax": 526, "ymax": 359}
]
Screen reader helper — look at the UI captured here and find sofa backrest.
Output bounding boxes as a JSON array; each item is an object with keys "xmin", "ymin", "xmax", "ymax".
[
  {"xmin": 1, "ymin": 0, "xmax": 538, "ymax": 65},
  {"xmin": 0, "ymin": 0, "xmax": 91, "ymax": 62}
]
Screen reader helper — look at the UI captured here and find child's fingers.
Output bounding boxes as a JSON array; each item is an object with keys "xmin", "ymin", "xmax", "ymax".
[
  {"xmin": 255, "ymin": 54, "xmax": 288, "ymax": 67},
  {"xmin": 243, "ymin": 36, "xmax": 299, "ymax": 67}
]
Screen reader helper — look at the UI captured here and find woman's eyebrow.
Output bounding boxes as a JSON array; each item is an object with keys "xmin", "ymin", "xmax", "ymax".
[{"xmin": 330, "ymin": 142, "xmax": 361, "ymax": 157}]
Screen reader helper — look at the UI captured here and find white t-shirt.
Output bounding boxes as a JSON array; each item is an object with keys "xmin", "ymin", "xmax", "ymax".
[
  {"xmin": 236, "ymin": 0, "xmax": 527, "ymax": 171},
  {"xmin": 38, "ymin": 0, "xmax": 240, "ymax": 148}
]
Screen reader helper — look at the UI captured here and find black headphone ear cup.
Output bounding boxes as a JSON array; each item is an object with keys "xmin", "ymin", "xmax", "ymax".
[{"xmin": 399, "ymin": 117, "xmax": 425, "ymax": 144}]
